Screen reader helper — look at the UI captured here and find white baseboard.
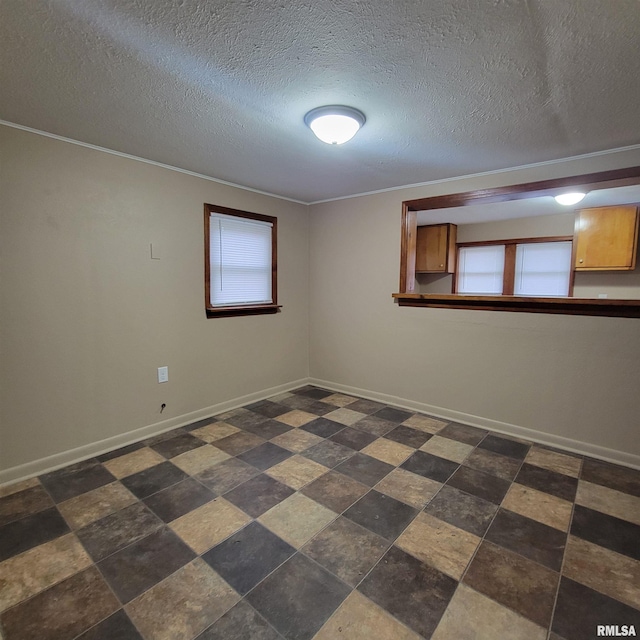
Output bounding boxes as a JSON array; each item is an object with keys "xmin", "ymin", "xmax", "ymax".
[
  {"xmin": 0, "ymin": 378, "xmax": 310, "ymax": 486},
  {"xmin": 3, "ymin": 375, "xmax": 638, "ymax": 487},
  {"xmin": 310, "ymin": 377, "xmax": 640, "ymax": 471}
]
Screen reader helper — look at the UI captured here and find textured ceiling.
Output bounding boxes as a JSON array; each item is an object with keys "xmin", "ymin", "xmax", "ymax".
[{"xmin": 1, "ymin": 0, "xmax": 639, "ymax": 203}]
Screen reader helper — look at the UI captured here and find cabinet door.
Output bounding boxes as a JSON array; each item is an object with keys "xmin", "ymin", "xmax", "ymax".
[
  {"xmin": 574, "ymin": 206, "xmax": 639, "ymax": 270},
  {"xmin": 416, "ymin": 224, "xmax": 456, "ymax": 272}
]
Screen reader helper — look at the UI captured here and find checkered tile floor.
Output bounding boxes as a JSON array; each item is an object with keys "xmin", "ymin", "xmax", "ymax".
[{"xmin": 1, "ymin": 386, "xmax": 639, "ymax": 640}]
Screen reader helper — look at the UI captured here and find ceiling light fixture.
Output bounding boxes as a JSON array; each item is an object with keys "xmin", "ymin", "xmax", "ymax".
[
  {"xmin": 554, "ymin": 192, "xmax": 586, "ymax": 206},
  {"xmin": 304, "ymin": 105, "xmax": 366, "ymax": 145}
]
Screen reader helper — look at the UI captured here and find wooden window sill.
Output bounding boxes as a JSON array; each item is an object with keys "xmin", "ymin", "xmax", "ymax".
[
  {"xmin": 392, "ymin": 294, "xmax": 640, "ymax": 318},
  {"xmin": 206, "ymin": 304, "xmax": 281, "ymax": 318}
]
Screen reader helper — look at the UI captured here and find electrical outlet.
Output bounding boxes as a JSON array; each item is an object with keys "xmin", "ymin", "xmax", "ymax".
[{"xmin": 157, "ymin": 366, "xmax": 168, "ymax": 383}]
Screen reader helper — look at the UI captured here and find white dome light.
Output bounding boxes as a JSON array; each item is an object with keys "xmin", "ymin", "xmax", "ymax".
[
  {"xmin": 554, "ymin": 192, "xmax": 586, "ymax": 206},
  {"xmin": 304, "ymin": 106, "xmax": 366, "ymax": 145}
]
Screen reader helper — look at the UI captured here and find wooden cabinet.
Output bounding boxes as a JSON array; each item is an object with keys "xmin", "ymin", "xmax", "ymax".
[
  {"xmin": 415, "ymin": 223, "xmax": 457, "ymax": 273},
  {"xmin": 574, "ymin": 206, "xmax": 639, "ymax": 271}
]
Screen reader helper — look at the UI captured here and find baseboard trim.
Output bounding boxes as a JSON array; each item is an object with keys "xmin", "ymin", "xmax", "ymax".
[
  {"xmin": 310, "ymin": 378, "xmax": 640, "ymax": 470},
  {"xmin": 0, "ymin": 378, "xmax": 311, "ymax": 486}
]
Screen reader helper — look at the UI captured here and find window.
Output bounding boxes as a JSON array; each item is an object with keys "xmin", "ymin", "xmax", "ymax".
[
  {"xmin": 204, "ymin": 204, "xmax": 279, "ymax": 317},
  {"xmin": 456, "ymin": 237, "xmax": 573, "ymax": 297}
]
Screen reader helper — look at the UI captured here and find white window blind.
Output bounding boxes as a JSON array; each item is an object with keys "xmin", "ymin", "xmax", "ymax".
[
  {"xmin": 514, "ymin": 241, "xmax": 572, "ymax": 297},
  {"xmin": 209, "ymin": 213, "xmax": 273, "ymax": 307},
  {"xmin": 457, "ymin": 245, "xmax": 505, "ymax": 294}
]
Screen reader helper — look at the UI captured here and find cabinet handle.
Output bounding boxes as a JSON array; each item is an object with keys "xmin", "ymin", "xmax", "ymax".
[
  {"xmin": 440, "ymin": 264, "xmax": 443, "ymax": 267},
  {"xmin": 579, "ymin": 259, "xmax": 584, "ymax": 263}
]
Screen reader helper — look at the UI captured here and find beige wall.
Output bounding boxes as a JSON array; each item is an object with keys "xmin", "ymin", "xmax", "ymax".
[
  {"xmin": 0, "ymin": 126, "xmax": 309, "ymax": 472},
  {"xmin": 309, "ymin": 149, "xmax": 640, "ymax": 459}
]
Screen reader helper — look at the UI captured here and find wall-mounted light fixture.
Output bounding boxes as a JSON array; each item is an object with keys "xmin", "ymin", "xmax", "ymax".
[
  {"xmin": 554, "ymin": 192, "xmax": 586, "ymax": 206},
  {"xmin": 304, "ymin": 105, "xmax": 366, "ymax": 145}
]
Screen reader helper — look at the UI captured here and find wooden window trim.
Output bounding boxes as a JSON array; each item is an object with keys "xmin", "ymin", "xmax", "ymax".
[
  {"xmin": 204, "ymin": 203, "xmax": 280, "ymax": 319},
  {"xmin": 454, "ymin": 235, "xmax": 575, "ymax": 297},
  {"xmin": 394, "ymin": 166, "xmax": 640, "ymax": 318}
]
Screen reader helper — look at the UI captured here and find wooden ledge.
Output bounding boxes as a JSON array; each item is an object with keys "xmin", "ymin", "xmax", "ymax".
[
  {"xmin": 206, "ymin": 304, "xmax": 281, "ymax": 318},
  {"xmin": 392, "ymin": 294, "xmax": 640, "ymax": 318}
]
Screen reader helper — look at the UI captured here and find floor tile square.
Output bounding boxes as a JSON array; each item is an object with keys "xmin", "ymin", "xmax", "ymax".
[
  {"xmin": 294, "ymin": 386, "xmax": 334, "ymax": 400},
  {"xmin": 225, "ymin": 409, "xmax": 270, "ymax": 430},
  {"xmin": 502, "ymin": 483, "xmax": 573, "ymax": 531},
  {"xmin": 224, "ymin": 474, "xmax": 295, "ymax": 517},
  {"xmin": 396, "ymin": 511, "xmax": 480, "ymax": 580},
  {"xmin": 120, "ymin": 461, "xmax": 188, "ymax": 499},
  {"xmin": 270, "ymin": 429, "xmax": 323, "ymax": 452},
  {"xmin": 170, "ymin": 498, "xmax": 251, "ymax": 554},
  {"xmin": 437, "ymin": 422, "xmax": 487, "ymax": 445},
  {"xmin": 324, "ymin": 407, "xmax": 367, "ymax": 426},
  {"xmin": 351, "ymin": 415, "xmax": 397, "ymax": 437},
  {"xmin": 144, "ymin": 477, "xmax": 215, "ymax": 522},
  {"xmin": 400, "ymin": 450, "xmax": 459, "ymax": 482},
  {"xmin": 185, "ymin": 417, "xmax": 219, "ymax": 432},
  {"xmin": 580, "ymin": 458, "xmax": 640, "ymax": 497},
  {"xmin": 76, "ymin": 502, "xmax": 162, "ymax": 562},
  {"xmin": 258, "ymin": 493, "xmax": 337, "ymax": 548},
  {"xmin": 402, "ymin": 413, "xmax": 448, "ymax": 434},
  {"xmin": 447, "ymin": 465, "xmax": 511, "ymax": 504},
  {"xmin": 75, "ymin": 609, "xmax": 143, "ymax": 640},
  {"xmin": 150, "ymin": 432, "xmax": 206, "ymax": 459},
  {"xmin": 515, "ymin": 463, "xmax": 578, "ymax": 501},
  {"xmin": 195, "ymin": 458, "xmax": 260, "ymax": 496},
  {"xmin": 551, "ymin": 576, "xmax": 640, "ymax": 640},
  {"xmin": 280, "ymin": 395, "xmax": 335, "ymax": 416},
  {"xmin": 321, "ymin": 393, "xmax": 358, "ymax": 407},
  {"xmin": 247, "ymin": 553, "xmax": 350, "ymax": 640},
  {"xmin": 300, "ymin": 417, "xmax": 345, "ymax": 438},
  {"xmin": 0, "ymin": 478, "xmax": 40, "ymax": 499},
  {"xmin": 0, "ymin": 506, "xmax": 70, "ymax": 562},
  {"xmin": 126, "ymin": 558, "xmax": 239, "ymax": 640},
  {"xmin": 171, "ymin": 445, "xmax": 231, "ymax": 475},
  {"xmin": 265, "ymin": 455, "xmax": 329, "ymax": 489},
  {"xmin": 213, "ymin": 431, "xmax": 265, "ymax": 456},
  {"xmin": 102, "ymin": 447, "xmax": 166, "ymax": 479},
  {"xmin": 463, "ymin": 447, "xmax": 522, "ymax": 481},
  {"xmin": 463, "ymin": 540, "xmax": 559, "ymax": 628},
  {"xmin": 330, "ymin": 427, "xmax": 378, "ymax": 451},
  {"xmin": 374, "ymin": 467, "xmax": 441, "ymax": 508},
  {"xmin": 98, "ymin": 527, "xmax": 196, "ymax": 603},
  {"xmin": 478, "ymin": 433, "xmax": 530, "ymax": 460},
  {"xmin": 383, "ymin": 425, "xmax": 432, "ymax": 449},
  {"xmin": 237, "ymin": 442, "xmax": 293, "ymax": 470},
  {"xmin": 57, "ymin": 482, "xmax": 136, "ymax": 530},
  {"xmin": 334, "ymin": 452, "xmax": 394, "ymax": 486},
  {"xmin": 239, "ymin": 418, "xmax": 294, "ymax": 439},
  {"xmin": 361, "ymin": 438, "xmax": 414, "ymax": 466},
  {"xmin": 39, "ymin": 459, "xmax": 116, "ymax": 503},
  {"xmin": 0, "ymin": 485, "xmax": 53, "ymax": 527},
  {"xmin": 301, "ymin": 470, "xmax": 369, "ymax": 513},
  {"xmin": 563, "ymin": 535, "xmax": 640, "ymax": 610},
  {"xmin": 96, "ymin": 441, "xmax": 146, "ymax": 463},
  {"xmin": 196, "ymin": 600, "xmax": 282, "ymax": 640},
  {"xmin": 576, "ymin": 479, "xmax": 640, "ymax": 526},
  {"xmin": 347, "ymin": 399, "xmax": 387, "ymax": 415},
  {"xmin": 419, "ymin": 434, "xmax": 473, "ymax": 463},
  {"xmin": 485, "ymin": 508, "xmax": 566, "ymax": 571},
  {"xmin": 302, "ymin": 516, "xmax": 388, "ymax": 586},
  {"xmin": 246, "ymin": 399, "xmax": 292, "ymax": 418},
  {"xmin": 275, "ymin": 410, "xmax": 317, "ymax": 427},
  {"xmin": 202, "ymin": 521, "xmax": 295, "ymax": 595},
  {"xmin": 373, "ymin": 406, "xmax": 413, "ymax": 424},
  {"xmin": 344, "ymin": 489, "xmax": 418, "ymax": 540},
  {"xmin": 314, "ymin": 590, "xmax": 422, "ymax": 640},
  {"xmin": 431, "ymin": 583, "xmax": 547, "ymax": 640},
  {"xmin": 302, "ymin": 439, "xmax": 355, "ymax": 468},
  {"xmin": 0, "ymin": 566, "xmax": 119, "ymax": 640},
  {"xmin": 0, "ymin": 533, "xmax": 92, "ymax": 613},
  {"xmin": 524, "ymin": 446, "xmax": 582, "ymax": 478},
  {"xmin": 570, "ymin": 504, "xmax": 640, "ymax": 561},
  {"xmin": 424, "ymin": 484, "xmax": 498, "ymax": 537},
  {"xmin": 142, "ymin": 428, "xmax": 187, "ymax": 447},
  {"xmin": 358, "ymin": 545, "xmax": 457, "ymax": 639},
  {"xmin": 191, "ymin": 421, "xmax": 241, "ymax": 443}
]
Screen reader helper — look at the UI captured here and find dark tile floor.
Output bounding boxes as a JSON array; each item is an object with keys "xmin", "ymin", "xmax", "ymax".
[{"xmin": 1, "ymin": 386, "xmax": 639, "ymax": 640}]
